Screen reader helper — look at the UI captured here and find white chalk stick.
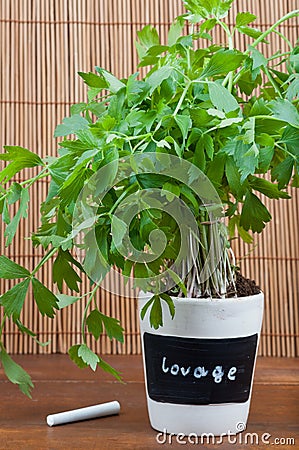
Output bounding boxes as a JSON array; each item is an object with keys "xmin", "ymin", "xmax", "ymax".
[{"xmin": 46, "ymin": 400, "xmax": 120, "ymax": 427}]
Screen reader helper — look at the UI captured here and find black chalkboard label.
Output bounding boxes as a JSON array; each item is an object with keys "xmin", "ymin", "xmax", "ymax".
[{"xmin": 143, "ymin": 332, "xmax": 258, "ymax": 405}]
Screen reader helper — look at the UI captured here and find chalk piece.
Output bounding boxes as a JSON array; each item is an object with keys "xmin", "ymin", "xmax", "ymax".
[{"xmin": 46, "ymin": 400, "xmax": 120, "ymax": 427}]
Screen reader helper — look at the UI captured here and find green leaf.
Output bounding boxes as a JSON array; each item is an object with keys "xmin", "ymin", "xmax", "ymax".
[
  {"xmin": 268, "ymin": 99, "xmax": 299, "ymax": 128},
  {"xmin": 238, "ymin": 26, "xmax": 267, "ymax": 41},
  {"xmin": 95, "ymin": 67, "xmax": 126, "ymax": 94},
  {"xmin": 168, "ymin": 17, "xmax": 185, "ymax": 46},
  {"xmin": 78, "ymin": 71, "xmax": 108, "ymax": 89},
  {"xmin": 249, "ymin": 176, "xmax": 290, "ymax": 199},
  {"xmin": 1, "ymin": 146, "xmax": 42, "ymax": 165},
  {"xmin": 140, "ymin": 296, "xmax": 155, "ymax": 320},
  {"xmin": 0, "ymin": 256, "xmax": 30, "ymax": 279},
  {"xmin": 98, "ymin": 358, "xmax": 122, "ymax": 381},
  {"xmin": 174, "ymin": 114, "xmax": 192, "ymax": 141},
  {"xmin": 228, "ymin": 215, "xmax": 253, "ymax": 244},
  {"xmin": 160, "ymin": 293, "xmax": 175, "ymax": 319},
  {"xmin": 236, "ymin": 12, "xmax": 256, "ymax": 27},
  {"xmin": 68, "ymin": 344, "xmax": 88, "ymax": 369},
  {"xmin": 150, "ymin": 295, "xmax": 163, "ymax": 329},
  {"xmin": 0, "ymin": 348, "xmax": 34, "ymax": 398},
  {"xmin": 208, "ymin": 82, "xmax": 240, "ymax": 113},
  {"xmin": 250, "ymin": 47, "xmax": 267, "ymax": 71},
  {"xmin": 53, "ymin": 250, "xmax": 82, "ymax": 292},
  {"xmin": 100, "ymin": 314, "xmax": 124, "ymax": 343},
  {"xmin": 0, "ymin": 147, "xmax": 43, "ymax": 183},
  {"xmin": 201, "ymin": 50, "xmax": 244, "ymax": 78},
  {"xmin": 86, "ymin": 310, "xmax": 103, "ymax": 340},
  {"xmin": 4, "ymin": 188, "xmax": 30, "ymax": 246},
  {"xmin": 32, "ymin": 277, "xmax": 59, "ymax": 318},
  {"xmin": 0, "ymin": 279, "xmax": 30, "ymax": 321},
  {"xmin": 240, "ymin": 192, "xmax": 272, "ymax": 232},
  {"xmin": 225, "ymin": 157, "xmax": 246, "ymax": 199},
  {"xmin": 111, "ymin": 216, "xmax": 128, "ymax": 250},
  {"xmin": 136, "ymin": 25, "xmax": 160, "ymax": 55},
  {"xmin": 272, "ymin": 156, "xmax": 294, "ymax": 189},
  {"xmin": 183, "ymin": 0, "xmax": 234, "ymax": 20},
  {"xmin": 56, "ymin": 294, "xmax": 80, "ymax": 309},
  {"xmin": 54, "ymin": 114, "xmax": 89, "ymax": 138},
  {"xmin": 222, "ymin": 140, "xmax": 259, "ymax": 183},
  {"xmin": 78, "ymin": 344, "xmax": 99, "ymax": 371},
  {"xmin": 7, "ymin": 182, "xmax": 22, "ymax": 205},
  {"xmin": 146, "ymin": 66, "xmax": 173, "ymax": 94}
]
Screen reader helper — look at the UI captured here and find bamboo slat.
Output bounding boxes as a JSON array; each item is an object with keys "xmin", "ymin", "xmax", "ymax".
[{"xmin": 0, "ymin": 0, "xmax": 298, "ymax": 357}]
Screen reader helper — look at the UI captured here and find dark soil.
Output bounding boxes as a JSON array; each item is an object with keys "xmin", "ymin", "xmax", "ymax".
[{"xmin": 227, "ymin": 272, "xmax": 261, "ymax": 297}]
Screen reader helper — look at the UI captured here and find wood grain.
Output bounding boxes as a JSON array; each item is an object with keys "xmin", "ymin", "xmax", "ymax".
[{"xmin": 0, "ymin": 355, "xmax": 298, "ymax": 450}]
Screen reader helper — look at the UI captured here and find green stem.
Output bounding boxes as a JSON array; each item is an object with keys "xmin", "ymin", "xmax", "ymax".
[
  {"xmin": 109, "ymin": 182, "xmax": 138, "ymax": 215},
  {"xmin": 273, "ymin": 30, "xmax": 293, "ymax": 51},
  {"xmin": 81, "ymin": 284, "xmax": 99, "ymax": 344},
  {"xmin": 263, "ymin": 66, "xmax": 283, "ymax": 98},
  {"xmin": 0, "ymin": 314, "xmax": 7, "ymax": 341},
  {"xmin": 248, "ymin": 10, "xmax": 299, "ymax": 50},
  {"xmin": 173, "ymin": 81, "xmax": 191, "ymax": 116},
  {"xmin": 216, "ymin": 19, "xmax": 234, "ymax": 92},
  {"xmin": 31, "ymin": 248, "xmax": 57, "ymax": 277}
]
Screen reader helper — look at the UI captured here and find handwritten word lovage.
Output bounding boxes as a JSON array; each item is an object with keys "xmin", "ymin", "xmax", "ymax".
[{"xmin": 161, "ymin": 357, "xmax": 238, "ymax": 384}]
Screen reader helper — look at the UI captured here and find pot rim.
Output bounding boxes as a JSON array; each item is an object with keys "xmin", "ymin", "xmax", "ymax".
[{"xmin": 139, "ymin": 291, "xmax": 264, "ymax": 305}]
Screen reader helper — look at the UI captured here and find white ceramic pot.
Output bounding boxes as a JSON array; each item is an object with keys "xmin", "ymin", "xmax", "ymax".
[{"xmin": 138, "ymin": 293, "xmax": 264, "ymax": 436}]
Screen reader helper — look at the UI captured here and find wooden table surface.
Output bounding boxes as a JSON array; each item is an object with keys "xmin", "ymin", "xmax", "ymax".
[{"xmin": 0, "ymin": 355, "xmax": 298, "ymax": 450}]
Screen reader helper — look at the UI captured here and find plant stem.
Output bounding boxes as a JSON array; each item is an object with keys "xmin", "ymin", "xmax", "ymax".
[
  {"xmin": 81, "ymin": 284, "xmax": 99, "ymax": 344},
  {"xmin": 173, "ymin": 81, "xmax": 191, "ymax": 116},
  {"xmin": 31, "ymin": 248, "xmax": 57, "ymax": 277},
  {"xmin": 249, "ymin": 10, "xmax": 299, "ymax": 50}
]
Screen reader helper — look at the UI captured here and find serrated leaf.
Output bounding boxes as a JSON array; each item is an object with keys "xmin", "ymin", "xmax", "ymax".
[
  {"xmin": 98, "ymin": 358, "xmax": 122, "ymax": 381},
  {"xmin": 100, "ymin": 314, "xmax": 124, "ymax": 342},
  {"xmin": 0, "ymin": 348, "xmax": 34, "ymax": 398},
  {"xmin": 249, "ymin": 176, "xmax": 290, "ymax": 199},
  {"xmin": 53, "ymin": 250, "xmax": 82, "ymax": 292},
  {"xmin": 201, "ymin": 50, "xmax": 244, "ymax": 78},
  {"xmin": 160, "ymin": 293, "xmax": 175, "ymax": 319},
  {"xmin": 4, "ymin": 187, "xmax": 30, "ymax": 246},
  {"xmin": 236, "ymin": 12, "xmax": 256, "ymax": 27},
  {"xmin": 140, "ymin": 296, "xmax": 155, "ymax": 320},
  {"xmin": 7, "ymin": 182, "xmax": 22, "ymax": 205},
  {"xmin": 0, "ymin": 256, "xmax": 30, "ymax": 279},
  {"xmin": 78, "ymin": 344, "xmax": 99, "ymax": 371},
  {"xmin": 86, "ymin": 309, "xmax": 103, "ymax": 340},
  {"xmin": 268, "ymin": 99, "xmax": 299, "ymax": 128},
  {"xmin": 225, "ymin": 157, "xmax": 246, "ymax": 199},
  {"xmin": 146, "ymin": 66, "xmax": 173, "ymax": 94},
  {"xmin": 0, "ymin": 279, "xmax": 30, "ymax": 321},
  {"xmin": 137, "ymin": 25, "xmax": 160, "ymax": 53},
  {"xmin": 32, "ymin": 277, "xmax": 59, "ymax": 318},
  {"xmin": 174, "ymin": 114, "xmax": 192, "ymax": 141},
  {"xmin": 183, "ymin": 0, "xmax": 234, "ymax": 20},
  {"xmin": 208, "ymin": 82, "xmax": 240, "ymax": 113},
  {"xmin": 149, "ymin": 295, "xmax": 163, "ymax": 329},
  {"xmin": 54, "ymin": 114, "xmax": 89, "ymax": 138},
  {"xmin": 111, "ymin": 216, "xmax": 127, "ymax": 250},
  {"xmin": 238, "ymin": 26, "xmax": 267, "ymax": 41},
  {"xmin": 78, "ymin": 71, "xmax": 108, "ymax": 89},
  {"xmin": 240, "ymin": 191, "xmax": 272, "ymax": 232},
  {"xmin": 0, "ymin": 147, "xmax": 43, "ymax": 183},
  {"xmin": 168, "ymin": 17, "xmax": 184, "ymax": 46},
  {"xmin": 56, "ymin": 294, "xmax": 80, "ymax": 309},
  {"xmin": 272, "ymin": 156, "xmax": 294, "ymax": 189},
  {"xmin": 68, "ymin": 344, "xmax": 88, "ymax": 369},
  {"xmin": 95, "ymin": 67, "xmax": 126, "ymax": 94}
]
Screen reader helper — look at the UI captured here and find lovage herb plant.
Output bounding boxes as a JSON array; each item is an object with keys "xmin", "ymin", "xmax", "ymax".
[{"xmin": 0, "ymin": 0, "xmax": 298, "ymax": 396}]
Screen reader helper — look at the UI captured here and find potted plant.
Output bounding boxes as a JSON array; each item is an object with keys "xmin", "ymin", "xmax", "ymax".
[{"xmin": 0, "ymin": 0, "xmax": 298, "ymax": 436}]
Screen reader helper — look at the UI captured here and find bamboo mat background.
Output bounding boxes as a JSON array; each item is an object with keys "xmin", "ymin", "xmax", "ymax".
[{"xmin": 0, "ymin": 0, "xmax": 298, "ymax": 357}]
